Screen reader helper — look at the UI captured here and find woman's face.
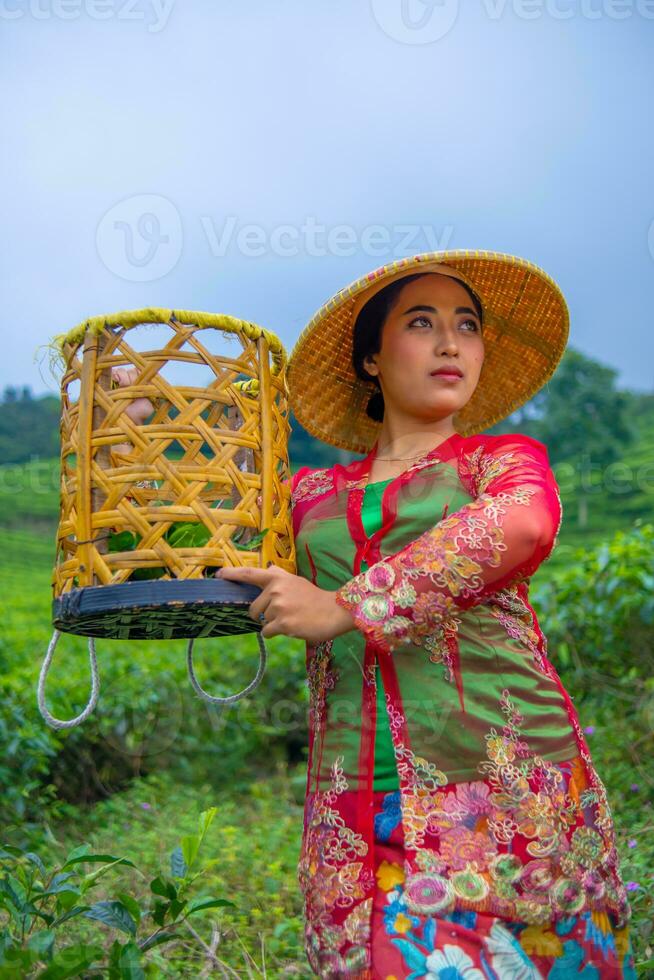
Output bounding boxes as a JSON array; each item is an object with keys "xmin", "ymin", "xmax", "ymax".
[{"xmin": 363, "ymin": 273, "xmax": 485, "ymax": 423}]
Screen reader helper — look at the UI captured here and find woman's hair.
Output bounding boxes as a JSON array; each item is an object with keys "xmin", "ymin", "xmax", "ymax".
[{"xmin": 352, "ymin": 272, "xmax": 484, "ymax": 422}]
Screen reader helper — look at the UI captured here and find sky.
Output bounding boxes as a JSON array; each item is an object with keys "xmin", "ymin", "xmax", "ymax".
[{"xmin": 1, "ymin": 0, "xmax": 653, "ymax": 399}]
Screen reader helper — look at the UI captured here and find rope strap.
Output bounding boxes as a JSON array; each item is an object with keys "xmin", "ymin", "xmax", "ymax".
[
  {"xmin": 37, "ymin": 629, "xmax": 100, "ymax": 730},
  {"xmin": 186, "ymin": 633, "xmax": 267, "ymax": 704},
  {"xmin": 37, "ymin": 629, "xmax": 268, "ymax": 726}
]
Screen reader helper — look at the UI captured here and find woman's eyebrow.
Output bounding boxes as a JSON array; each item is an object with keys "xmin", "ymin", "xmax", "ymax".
[{"xmin": 402, "ymin": 304, "xmax": 479, "ymax": 316}]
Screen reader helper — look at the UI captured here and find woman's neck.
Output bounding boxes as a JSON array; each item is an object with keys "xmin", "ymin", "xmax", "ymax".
[
  {"xmin": 373, "ymin": 423, "xmax": 457, "ymax": 461},
  {"xmin": 368, "ymin": 427, "xmax": 459, "ymax": 484}
]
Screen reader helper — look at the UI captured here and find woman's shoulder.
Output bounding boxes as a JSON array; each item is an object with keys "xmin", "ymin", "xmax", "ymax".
[
  {"xmin": 460, "ymin": 430, "xmax": 551, "ymax": 460},
  {"xmin": 455, "ymin": 432, "xmax": 554, "ymax": 495},
  {"xmin": 289, "ymin": 464, "xmax": 334, "ymax": 504}
]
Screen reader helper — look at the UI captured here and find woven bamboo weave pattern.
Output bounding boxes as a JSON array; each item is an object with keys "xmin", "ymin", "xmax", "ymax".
[{"xmin": 52, "ymin": 309, "xmax": 294, "ymax": 599}]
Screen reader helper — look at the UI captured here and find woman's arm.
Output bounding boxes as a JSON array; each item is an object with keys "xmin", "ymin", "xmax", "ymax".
[{"xmin": 334, "ymin": 435, "xmax": 562, "ymax": 652}]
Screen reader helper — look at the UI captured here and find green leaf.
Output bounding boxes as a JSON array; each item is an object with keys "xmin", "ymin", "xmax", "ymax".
[
  {"xmin": 36, "ymin": 942, "xmax": 104, "ymax": 980},
  {"xmin": 0, "ymin": 946, "xmax": 35, "ymax": 978},
  {"xmin": 180, "ymin": 835, "xmax": 200, "ymax": 871},
  {"xmin": 139, "ymin": 929, "xmax": 183, "ymax": 952},
  {"xmin": 83, "ymin": 900, "xmax": 137, "ymax": 937},
  {"xmin": 23, "ymin": 852, "xmax": 47, "ymax": 878},
  {"xmin": 54, "ymin": 890, "xmax": 79, "ymax": 912},
  {"xmin": 234, "ymin": 528, "xmax": 270, "ymax": 552},
  {"xmin": 169, "ymin": 847, "xmax": 186, "ymax": 880},
  {"xmin": 167, "ymin": 898, "xmax": 187, "ymax": 920},
  {"xmin": 150, "ymin": 900, "xmax": 168, "ymax": 927},
  {"xmin": 50, "ymin": 905, "xmax": 92, "ymax": 928},
  {"xmin": 130, "ymin": 567, "xmax": 165, "ymax": 580},
  {"xmin": 62, "ymin": 852, "xmax": 136, "ymax": 871},
  {"xmin": 150, "ymin": 876, "xmax": 177, "ymax": 901},
  {"xmin": 0, "ymin": 878, "xmax": 22, "ymax": 912},
  {"xmin": 62, "ymin": 845, "xmax": 136, "ymax": 871},
  {"xmin": 185, "ymin": 896, "xmax": 236, "ymax": 916},
  {"xmin": 166, "ymin": 522, "xmax": 211, "ymax": 549},
  {"xmin": 197, "ymin": 808, "xmax": 217, "ymax": 839},
  {"xmin": 108, "ymin": 531, "xmax": 138, "ymax": 553},
  {"xmin": 30, "ymin": 908, "xmax": 55, "ymax": 927},
  {"xmin": 36, "ymin": 873, "xmax": 78, "ymax": 898},
  {"xmin": 116, "ymin": 893, "xmax": 141, "ymax": 927},
  {"xmin": 27, "ymin": 930, "xmax": 55, "ymax": 959},
  {"xmin": 109, "ymin": 939, "xmax": 144, "ymax": 980}
]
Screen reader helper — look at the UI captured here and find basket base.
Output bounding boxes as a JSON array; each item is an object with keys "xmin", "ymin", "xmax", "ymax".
[{"xmin": 52, "ymin": 580, "xmax": 264, "ymax": 640}]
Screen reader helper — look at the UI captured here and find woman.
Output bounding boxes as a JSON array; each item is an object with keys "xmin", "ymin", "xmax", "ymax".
[
  {"xmin": 219, "ymin": 251, "xmax": 637, "ymax": 978},
  {"xmin": 116, "ymin": 251, "xmax": 637, "ymax": 977}
]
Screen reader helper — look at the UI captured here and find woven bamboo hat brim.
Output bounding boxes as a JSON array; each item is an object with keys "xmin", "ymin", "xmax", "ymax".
[{"xmin": 287, "ymin": 249, "xmax": 569, "ymax": 455}]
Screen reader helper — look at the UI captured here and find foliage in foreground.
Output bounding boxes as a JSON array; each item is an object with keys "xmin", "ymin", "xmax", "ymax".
[
  {"xmin": 2, "ymin": 770, "xmax": 308, "ymax": 977},
  {"xmin": 0, "ymin": 807, "xmax": 239, "ymax": 978}
]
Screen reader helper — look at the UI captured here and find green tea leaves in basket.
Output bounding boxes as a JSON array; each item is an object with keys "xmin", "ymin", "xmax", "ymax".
[
  {"xmin": 106, "ymin": 523, "xmax": 270, "ymax": 566},
  {"xmin": 165, "ymin": 522, "xmax": 212, "ymax": 549},
  {"xmin": 233, "ymin": 527, "xmax": 270, "ymax": 552},
  {"xmin": 108, "ymin": 530, "xmax": 138, "ymax": 552}
]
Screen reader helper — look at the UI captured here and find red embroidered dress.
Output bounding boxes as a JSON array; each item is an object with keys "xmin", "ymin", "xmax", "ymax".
[{"xmin": 290, "ymin": 431, "xmax": 633, "ymax": 978}]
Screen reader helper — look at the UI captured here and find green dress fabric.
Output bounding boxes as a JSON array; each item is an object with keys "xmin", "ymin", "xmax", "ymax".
[{"xmin": 360, "ymin": 477, "xmax": 400, "ymax": 792}]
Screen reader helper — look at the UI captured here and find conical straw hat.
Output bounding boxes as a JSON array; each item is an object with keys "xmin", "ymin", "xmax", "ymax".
[{"xmin": 287, "ymin": 249, "xmax": 569, "ymax": 455}]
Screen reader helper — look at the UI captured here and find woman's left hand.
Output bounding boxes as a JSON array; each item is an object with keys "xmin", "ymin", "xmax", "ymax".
[
  {"xmin": 215, "ymin": 564, "xmax": 355, "ymax": 644},
  {"xmin": 111, "ymin": 366, "xmax": 155, "ymax": 455}
]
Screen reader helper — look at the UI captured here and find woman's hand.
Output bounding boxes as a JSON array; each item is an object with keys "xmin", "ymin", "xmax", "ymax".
[
  {"xmin": 111, "ymin": 366, "xmax": 155, "ymax": 454},
  {"xmin": 215, "ymin": 564, "xmax": 356, "ymax": 644}
]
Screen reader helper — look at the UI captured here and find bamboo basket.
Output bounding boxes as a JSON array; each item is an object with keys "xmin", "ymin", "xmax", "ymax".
[{"xmin": 39, "ymin": 308, "xmax": 294, "ymax": 728}]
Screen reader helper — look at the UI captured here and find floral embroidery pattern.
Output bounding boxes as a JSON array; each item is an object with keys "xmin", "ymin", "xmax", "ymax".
[
  {"xmin": 306, "ymin": 639, "xmax": 336, "ymax": 738},
  {"xmin": 297, "ymin": 756, "xmax": 374, "ymax": 976},
  {"xmin": 487, "ymin": 586, "xmax": 550, "ymax": 674},
  {"xmin": 291, "ymin": 467, "xmax": 333, "ymax": 507},
  {"xmin": 423, "ymin": 613, "xmax": 464, "ymax": 683},
  {"xmin": 393, "ymin": 688, "xmax": 632, "ymax": 929},
  {"xmin": 459, "ymin": 445, "xmax": 517, "ymax": 495},
  {"xmin": 373, "ymin": 863, "xmax": 635, "ymax": 977},
  {"xmin": 335, "ymin": 485, "xmax": 538, "ymax": 652}
]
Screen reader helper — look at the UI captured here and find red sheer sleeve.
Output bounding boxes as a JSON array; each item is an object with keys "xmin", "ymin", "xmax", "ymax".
[
  {"xmin": 289, "ymin": 467, "xmax": 312, "ymax": 494},
  {"xmin": 334, "ymin": 435, "xmax": 562, "ymax": 653}
]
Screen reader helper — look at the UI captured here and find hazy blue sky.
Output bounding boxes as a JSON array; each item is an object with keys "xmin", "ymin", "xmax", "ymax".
[{"xmin": 2, "ymin": 0, "xmax": 652, "ymax": 398}]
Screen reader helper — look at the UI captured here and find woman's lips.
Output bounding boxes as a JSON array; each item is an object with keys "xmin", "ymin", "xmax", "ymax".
[{"xmin": 430, "ymin": 371, "xmax": 463, "ymax": 381}]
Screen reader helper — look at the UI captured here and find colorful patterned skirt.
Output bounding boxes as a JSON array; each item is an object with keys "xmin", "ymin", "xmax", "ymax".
[{"xmin": 369, "ymin": 784, "xmax": 638, "ymax": 979}]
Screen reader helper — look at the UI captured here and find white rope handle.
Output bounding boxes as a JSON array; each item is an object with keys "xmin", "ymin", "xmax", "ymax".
[
  {"xmin": 37, "ymin": 629, "xmax": 100, "ymax": 729},
  {"xmin": 186, "ymin": 632, "xmax": 267, "ymax": 704}
]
